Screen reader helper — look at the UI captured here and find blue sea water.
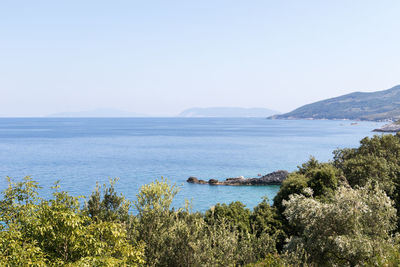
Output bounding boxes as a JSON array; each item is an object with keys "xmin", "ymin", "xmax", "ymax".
[{"xmin": 0, "ymin": 118, "xmax": 384, "ymax": 212}]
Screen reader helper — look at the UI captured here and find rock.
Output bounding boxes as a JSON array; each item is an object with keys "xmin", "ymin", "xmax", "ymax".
[
  {"xmin": 255, "ymin": 170, "xmax": 289, "ymax": 185},
  {"xmin": 226, "ymin": 177, "xmax": 244, "ymax": 182},
  {"xmin": 208, "ymin": 179, "xmax": 219, "ymax": 184},
  {"xmin": 187, "ymin": 170, "xmax": 289, "ymax": 186},
  {"xmin": 187, "ymin": 176, "xmax": 199, "ymax": 183}
]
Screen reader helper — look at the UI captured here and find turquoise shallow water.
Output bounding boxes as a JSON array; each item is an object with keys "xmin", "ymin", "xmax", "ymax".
[{"xmin": 0, "ymin": 118, "xmax": 384, "ymax": 211}]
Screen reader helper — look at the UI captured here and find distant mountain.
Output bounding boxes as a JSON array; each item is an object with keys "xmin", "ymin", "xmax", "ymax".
[
  {"xmin": 48, "ymin": 108, "xmax": 147, "ymax": 118},
  {"xmin": 179, "ymin": 107, "xmax": 279, "ymax": 117},
  {"xmin": 269, "ymin": 85, "xmax": 400, "ymax": 121}
]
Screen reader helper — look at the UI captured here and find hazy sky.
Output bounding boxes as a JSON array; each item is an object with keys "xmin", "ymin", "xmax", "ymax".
[{"xmin": 1, "ymin": 1, "xmax": 399, "ymax": 116}]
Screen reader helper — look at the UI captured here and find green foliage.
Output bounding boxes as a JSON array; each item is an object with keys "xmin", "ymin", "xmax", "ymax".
[
  {"xmin": 0, "ymin": 177, "xmax": 145, "ymax": 266},
  {"xmin": 153, "ymin": 211, "xmax": 208, "ymax": 266},
  {"xmin": 339, "ymin": 154, "xmax": 396, "ymax": 193},
  {"xmin": 79, "ymin": 221, "xmax": 145, "ymax": 266},
  {"xmin": 85, "ymin": 178, "xmax": 138, "ymax": 243},
  {"xmin": 134, "ymin": 178, "xmax": 180, "ymax": 265},
  {"xmin": 201, "ymin": 200, "xmax": 280, "ymax": 265},
  {"xmin": 333, "ymin": 134, "xmax": 400, "ymax": 189},
  {"xmin": 0, "ymin": 226, "xmax": 47, "ymax": 266},
  {"xmin": 251, "ymin": 197, "xmax": 282, "ymax": 237},
  {"xmin": 190, "ymin": 218, "xmax": 241, "ymax": 266},
  {"xmin": 297, "ymin": 157, "xmax": 340, "ymax": 198},
  {"xmin": 236, "ymin": 231, "xmax": 278, "ymax": 265},
  {"xmin": 297, "ymin": 156, "xmax": 322, "ymax": 175},
  {"xmin": 86, "ymin": 178, "xmax": 131, "ymax": 222},
  {"xmin": 0, "ymin": 176, "xmax": 42, "ymax": 225},
  {"xmin": 134, "ymin": 177, "xmax": 179, "ymax": 216},
  {"xmin": 205, "ymin": 201, "xmax": 251, "ymax": 233},
  {"xmin": 283, "ymin": 184, "xmax": 397, "ymax": 266},
  {"xmin": 273, "ymin": 158, "xmax": 341, "ymax": 245},
  {"xmin": 333, "ymin": 133, "xmax": 400, "ymax": 228},
  {"xmin": 306, "ymin": 164, "xmax": 338, "ymax": 198},
  {"xmin": 133, "ymin": 178, "xmax": 278, "ymax": 266},
  {"xmin": 246, "ymin": 254, "xmax": 289, "ymax": 267},
  {"xmin": 273, "ymin": 172, "xmax": 308, "ymax": 213}
]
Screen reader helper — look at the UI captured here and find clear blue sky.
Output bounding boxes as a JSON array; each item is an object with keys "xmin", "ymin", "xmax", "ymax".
[{"xmin": 1, "ymin": 1, "xmax": 399, "ymax": 116}]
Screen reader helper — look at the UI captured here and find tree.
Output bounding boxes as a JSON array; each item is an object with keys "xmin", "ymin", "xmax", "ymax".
[
  {"xmin": 0, "ymin": 177, "xmax": 145, "ymax": 266},
  {"xmin": 251, "ymin": 197, "xmax": 285, "ymax": 251},
  {"xmin": 205, "ymin": 201, "xmax": 251, "ymax": 233},
  {"xmin": 333, "ymin": 133, "xmax": 400, "ymax": 228},
  {"xmin": 86, "ymin": 178, "xmax": 131, "ymax": 223},
  {"xmin": 251, "ymin": 197, "xmax": 283, "ymax": 237},
  {"xmin": 283, "ymin": 184, "xmax": 397, "ymax": 266},
  {"xmin": 134, "ymin": 178, "xmax": 180, "ymax": 266},
  {"xmin": 306, "ymin": 164, "xmax": 338, "ymax": 198},
  {"xmin": 273, "ymin": 173, "xmax": 308, "ymax": 213},
  {"xmin": 133, "ymin": 178, "xmax": 278, "ymax": 266}
]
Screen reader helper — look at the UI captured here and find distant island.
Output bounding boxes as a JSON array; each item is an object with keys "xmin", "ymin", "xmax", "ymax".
[
  {"xmin": 179, "ymin": 107, "xmax": 279, "ymax": 117},
  {"xmin": 48, "ymin": 108, "xmax": 147, "ymax": 118},
  {"xmin": 269, "ymin": 85, "xmax": 400, "ymax": 121}
]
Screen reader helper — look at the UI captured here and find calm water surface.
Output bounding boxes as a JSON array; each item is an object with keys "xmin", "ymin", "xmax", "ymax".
[{"xmin": 0, "ymin": 118, "xmax": 384, "ymax": 211}]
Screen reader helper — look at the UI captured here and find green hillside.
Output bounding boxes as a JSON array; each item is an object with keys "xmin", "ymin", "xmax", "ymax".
[{"xmin": 270, "ymin": 85, "xmax": 400, "ymax": 121}]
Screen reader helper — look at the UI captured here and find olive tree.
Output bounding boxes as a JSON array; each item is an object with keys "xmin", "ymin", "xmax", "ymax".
[{"xmin": 283, "ymin": 184, "xmax": 397, "ymax": 266}]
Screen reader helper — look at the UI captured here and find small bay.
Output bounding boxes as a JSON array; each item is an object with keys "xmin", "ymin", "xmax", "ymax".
[{"xmin": 0, "ymin": 118, "xmax": 384, "ymax": 211}]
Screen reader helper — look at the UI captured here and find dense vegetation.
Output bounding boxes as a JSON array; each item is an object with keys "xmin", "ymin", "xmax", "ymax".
[
  {"xmin": 2, "ymin": 133, "xmax": 400, "ymax": 266},
  {"xmin": 270, "ymin": 84, "xmax": 400, "ymax": 121}
]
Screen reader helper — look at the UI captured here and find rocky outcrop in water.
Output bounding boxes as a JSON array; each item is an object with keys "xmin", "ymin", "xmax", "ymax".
[{"xmin": 187, "ymin": 170, "xmax": 289, "ymax": 186}]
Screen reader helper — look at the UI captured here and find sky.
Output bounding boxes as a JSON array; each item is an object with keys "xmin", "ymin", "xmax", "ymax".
[{"xmin": 1, "ymin": 1, "xmax": 399, "ymax": 117}]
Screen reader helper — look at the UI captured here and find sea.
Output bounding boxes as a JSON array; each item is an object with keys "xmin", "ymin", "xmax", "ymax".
[{"xmin": 0, "ymin": 118, "xmax": 385, "ymax": 212}]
